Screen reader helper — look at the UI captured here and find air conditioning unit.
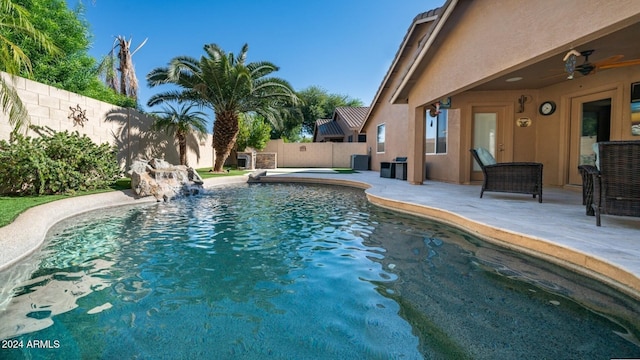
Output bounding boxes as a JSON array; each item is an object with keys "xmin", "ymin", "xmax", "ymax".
[{"xmin": 351, "ymin": 154, "xmax": 369, "ymax": 170}]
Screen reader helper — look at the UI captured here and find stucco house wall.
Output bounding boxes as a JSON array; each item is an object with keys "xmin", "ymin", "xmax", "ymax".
[
  {"xmin": 362, "ymin": 11, "xmax": 437, "ymax": 171},
  {"xmin": 364, "ymin": 0, "xmax": 640, "ymax": 186},
  {"xmin": 401, "ymin": 0, "xmax": 640, "ymax": 185},
  {"xmin": 398, "ymin": 0, "xmax": 640, "ymax": 105},
  {"xmin": 363, "ymin": 102, "xmax": 409, "ymax": 171}
]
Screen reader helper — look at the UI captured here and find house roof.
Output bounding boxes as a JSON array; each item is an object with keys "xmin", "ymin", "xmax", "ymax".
[
  {"xmin": 359, "ymin": 4, "xmax": 449, "ymax": 132},
  {"xmin": 390, "ymin": 1, "xmax": 456, "ymax": 104},
  {"xmin": 315, "ymin": 118, "xmax": 344, "ymax": 137},
  {"xmin": 334, "ymin": 107, "xmax": 369, "ymax": 130},
  {"xmin": 384, "ymin": 1, "xmax": 640, "ymax": 103}
]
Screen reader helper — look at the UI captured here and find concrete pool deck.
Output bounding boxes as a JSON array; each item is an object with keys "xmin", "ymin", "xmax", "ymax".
[{"xmin": 0, "ymin": 170, "xmax": 639, "ymax": 300}]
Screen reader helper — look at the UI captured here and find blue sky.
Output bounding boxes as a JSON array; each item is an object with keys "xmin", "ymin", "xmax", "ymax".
[{"xmin": 71, "ymin": 0, "xmax": 443, "ymax": 111}]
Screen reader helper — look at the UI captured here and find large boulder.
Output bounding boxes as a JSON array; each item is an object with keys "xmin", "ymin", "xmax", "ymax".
[{"xmin": 129, "ymin": 158, "xmax": 204, "ymax": 201}]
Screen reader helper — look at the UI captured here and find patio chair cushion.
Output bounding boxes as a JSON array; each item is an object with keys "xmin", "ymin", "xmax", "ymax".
[{"xmin": 475, "ymin": 147, "xmax": 496, "ymax": 166}]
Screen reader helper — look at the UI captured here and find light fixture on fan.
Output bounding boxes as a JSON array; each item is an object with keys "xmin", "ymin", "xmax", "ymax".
[
  {"xmin": 560, "ymin": 49, "xmax": 639, "ymax": 79},
  {"xmin": 563, "ymin": 49, "xmax": 581, "ymax": 79}
]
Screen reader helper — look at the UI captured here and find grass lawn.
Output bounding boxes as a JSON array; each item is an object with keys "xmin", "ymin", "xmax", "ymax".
[
  {"xmin": 196, "ymin": 168, "xmax": 250, "ymax": 178},
  {"xmin": 0, "ymin": 168, "xmax": 248, "ymax": 228},
  {"xmin": 0, "ymin": 188, "xmax": 117, "ymax": 227},
  {"xmin": 333, "ymin": 168, "xmax": 358, "ymax": 174}
]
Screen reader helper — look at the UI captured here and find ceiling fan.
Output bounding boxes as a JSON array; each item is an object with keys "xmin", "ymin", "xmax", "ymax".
[{"xmin": 562, "ymin": 49, "xmax": 640, "ymax": 79}]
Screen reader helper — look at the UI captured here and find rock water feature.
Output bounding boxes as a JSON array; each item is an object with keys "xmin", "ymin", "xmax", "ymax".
[{"xmin": 129, "ymin": 158, "xmax": 204, "ymax": 201}]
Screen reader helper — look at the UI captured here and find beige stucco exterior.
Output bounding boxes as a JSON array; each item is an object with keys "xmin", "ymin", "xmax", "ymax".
[
  {"xmin": 362, "ymin": 0, "xmax": 640, "ymax": 186},
  {"xmin": 362, "ymin": 10, "xmax": 439, "ymax": 170},
  {"xmin": 263, "ymin": 139, "xmax": 366, "ymax": 168}
]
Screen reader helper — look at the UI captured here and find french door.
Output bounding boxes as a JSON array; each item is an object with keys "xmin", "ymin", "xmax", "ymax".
[
  {"xmin": 568, "ymin": 91, "xmax": 613, "ymax": 185},
  {"xmin": 471, "ymin": 106, "xmax": 506, "ymax": 181}
]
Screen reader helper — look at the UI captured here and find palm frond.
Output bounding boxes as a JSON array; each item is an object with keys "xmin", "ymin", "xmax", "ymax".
[
  {"xmin": 0, "ymin": 0, "xmax": 60, "ymax": 134},
  {"xmin": 0, "ymin": 74, "xmax": 28, "ymax": 133},
  {"xmin": 0, "ymin": 32, "xmax": 31, "ymax": 74},
  {"xmin": 130, "ymin": 37, "xmax": 148, "ymax": 56}
]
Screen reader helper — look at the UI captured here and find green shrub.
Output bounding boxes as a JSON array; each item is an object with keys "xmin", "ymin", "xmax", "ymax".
[
  {"xmin": 0, "ymin": 127, "xmax": 121, "ymax": 195},
  {"xmin": 80, "ymin": 80, "xmax": 138, "ymax": 108}
]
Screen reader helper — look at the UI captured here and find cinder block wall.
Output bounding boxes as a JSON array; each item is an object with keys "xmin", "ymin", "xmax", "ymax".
[
  {"xmin": 264, "ymin": 139, "xmax": 367, "ymax": 168},
  {"xmin": 0, "ymin": 73, "xmax": 366, "ymax": 171},
  {"xmin": 0, "ymin": 72, "xmax": 214, "ymax": 170}
]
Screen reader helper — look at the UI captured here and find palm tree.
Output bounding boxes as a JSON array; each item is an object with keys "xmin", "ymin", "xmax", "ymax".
[
  {"xmin": 0, "ymin": 0, "xmax": 58, "ymax": 134},
  {"xmin": 147, "ymin": 43, "xmax": 299, "ymax": 172},
  {"xmin": 98, "ymin": 35, "xmax": 147, "ymax": 101},
  {"xmin": 151, "ymin": 102, "xmax": 208, "ymax": 166}
]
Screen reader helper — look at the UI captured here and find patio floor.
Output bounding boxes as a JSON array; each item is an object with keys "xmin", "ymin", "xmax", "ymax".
[{"xmin": 256, "ymin": 169, "xmax": 640, "ymax": 298}]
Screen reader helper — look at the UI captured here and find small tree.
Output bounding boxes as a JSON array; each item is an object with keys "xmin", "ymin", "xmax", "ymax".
[
  {"xmin": 151, "ymin": 102, "xmax": 208, "ymax": 166},
  {"xmin": 236, "ymin": 113, "xmax": 271, "ymax": 152},
  {"xmin": 297, "ymin": 86, "xmax": 363, "ymax": 135}
]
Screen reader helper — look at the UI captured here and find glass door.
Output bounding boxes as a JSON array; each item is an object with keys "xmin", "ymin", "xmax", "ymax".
[
  {"xmin": 472, "ymin": 107, "xmax": 505, "ymax": 181},
  {"xmin": 568, "ymin": 92, "xmax": 613, "ymax": 185}
]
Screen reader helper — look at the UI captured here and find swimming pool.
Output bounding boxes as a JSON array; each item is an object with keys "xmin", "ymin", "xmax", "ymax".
[{"xmin": 0, "ymin": 183, "xmax": 639, "ymax": 359}]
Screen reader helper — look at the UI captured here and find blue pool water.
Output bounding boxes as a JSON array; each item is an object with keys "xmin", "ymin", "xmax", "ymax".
[{"xmin": 0, "ymin": 183, "xmax": 639, "ymax": 359}]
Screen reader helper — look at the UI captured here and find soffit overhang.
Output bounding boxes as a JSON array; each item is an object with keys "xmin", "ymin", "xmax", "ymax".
[{"xmin": 391, "ymin": 0, "xmax": 640, "ymax": 106}]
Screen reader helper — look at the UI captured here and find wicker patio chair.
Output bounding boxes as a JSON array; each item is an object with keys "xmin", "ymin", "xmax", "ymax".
[
  {"xmin": 583, "ymin": 141, "xmax": 640, "ymax": 226},
  {"xmin": 470, "ymin": 148, "xmax": 543, "ymax": 203},
  {"xmin": 578, "ymin": 164, "xmax": 597, "ymax": 216}
]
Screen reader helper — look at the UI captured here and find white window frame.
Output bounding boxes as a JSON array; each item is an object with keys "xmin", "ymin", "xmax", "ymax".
[
  {"xmin": 376, "ymin": 123, "xmax": 386, "ymax": 153},
  {"xmin": 425, "ymin": 110, "xmax": 448, "ymax": 154}
]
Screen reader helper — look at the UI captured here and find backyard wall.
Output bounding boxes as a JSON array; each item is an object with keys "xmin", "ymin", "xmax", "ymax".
[
  {"xmin": 263, "ymin": 139, "xmax": 368, "ymax": 168},
  {"xmin": 0, "ymin": 73, "xmax": 366, "ymax": 171},
  {"xmin": 0, "ymin": 72, "xmax": 214, "ymax": 171}
]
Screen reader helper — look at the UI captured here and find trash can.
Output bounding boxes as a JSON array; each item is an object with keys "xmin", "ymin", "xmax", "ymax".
[
  {"xmin": 395, "ymin": 162, "xmax": 407, "ymax": 180},
  {"xmin": 380, "ymin": 162, "xmax": 394, "ymax": 178}
]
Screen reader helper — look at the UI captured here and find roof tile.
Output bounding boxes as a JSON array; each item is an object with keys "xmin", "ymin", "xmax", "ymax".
[
  {"xmin": 335, "ymin": 107, "xmax": 369, "ymax": 129},
  {"xmin": 315, "ymin": 118, "xmax": 344, "ymax": 136}
]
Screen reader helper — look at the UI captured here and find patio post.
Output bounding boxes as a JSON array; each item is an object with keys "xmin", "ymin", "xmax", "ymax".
[{"xmin": 408, "ymin": 105, "xmax": 425, "ymax": 184}]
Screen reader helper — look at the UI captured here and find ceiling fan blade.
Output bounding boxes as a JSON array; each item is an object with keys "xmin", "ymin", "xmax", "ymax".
[
  {"xmin": 593, "ymin": 54, "xmax": 625, "ymax": 67},
  {"xmin": 598, "ymin": 58, "xmax": 640, "ymax": 69},
  {"xmin": 542, "ymin": 71, "xmax": 571, "ymax": 80}
]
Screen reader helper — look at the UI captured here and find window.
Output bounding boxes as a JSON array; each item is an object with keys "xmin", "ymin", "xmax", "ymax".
[
  {"xmin": 348, "ymin": 135, "xmax": 353, "ymax": 142},
  {"xmin": 425, "ymin": 110, "xmax": 447, "ymax": 154},
  {"xmin": 376, "ymin": 124, "xmax": 385, "ymax": 153},
  {"xmin": 358, "ymin": 134, "xmax": 366, "ymax": 142}
]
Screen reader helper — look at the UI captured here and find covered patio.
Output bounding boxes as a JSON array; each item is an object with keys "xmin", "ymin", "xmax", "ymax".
[{"xmin": 360, "ymin": 0, "xmax": 640, "ymax": 192}]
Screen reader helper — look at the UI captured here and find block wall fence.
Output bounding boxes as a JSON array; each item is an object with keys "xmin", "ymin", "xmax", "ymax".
[{"xmin": 0, "ymin": 73, "xmax": 367, "ymax": 171}]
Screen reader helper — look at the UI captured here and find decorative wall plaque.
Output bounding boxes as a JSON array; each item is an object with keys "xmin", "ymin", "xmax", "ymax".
[{"xmin": 68, "ymin": 104, "xmax": 89, "ymax": 127}]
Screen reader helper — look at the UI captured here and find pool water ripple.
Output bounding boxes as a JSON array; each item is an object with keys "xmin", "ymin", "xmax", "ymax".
[{"xmin": 0, "ymin": 183, "xmax": 639, "ymax": 359}]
